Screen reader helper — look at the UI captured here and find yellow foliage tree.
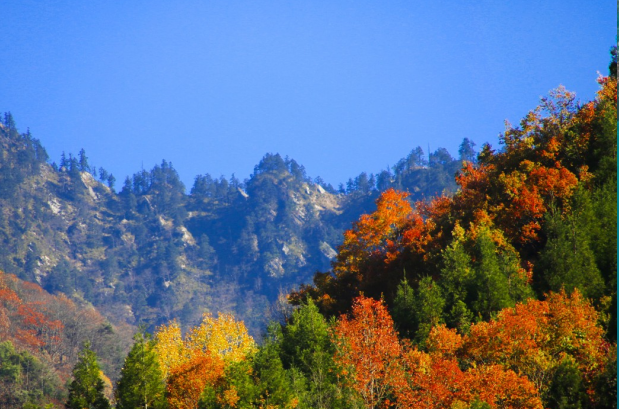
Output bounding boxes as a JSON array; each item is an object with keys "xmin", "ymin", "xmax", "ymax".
[
  {"xmin": 155, "ymin": 312, "xmax": 256, "ymax": 381},
  {"xmin": 185, "ymin": 312, "xmax": 256, "ymax": 363},
  {"xmin": 154, "ymin": 319, "xmax": 185, "ymax": 379}
]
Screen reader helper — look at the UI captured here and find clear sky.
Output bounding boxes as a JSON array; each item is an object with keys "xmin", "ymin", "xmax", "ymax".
[{"xmin": 0, "ymin": 1, "xmax": 615, "ymax": 189}]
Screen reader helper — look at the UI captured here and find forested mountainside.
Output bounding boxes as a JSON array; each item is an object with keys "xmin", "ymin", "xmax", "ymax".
[
  {"xmin": 1, "ymin": 47, "xmax": 615, "ymax": 409},
  {"xmin": 0, "ymin": 112, "xmax": 468, "ymax": 334}
]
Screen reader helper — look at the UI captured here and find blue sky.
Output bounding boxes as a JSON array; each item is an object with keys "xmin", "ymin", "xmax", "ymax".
[{"xmin": 0, "ymin": 1, "xmax": 615, "ymax": 189}]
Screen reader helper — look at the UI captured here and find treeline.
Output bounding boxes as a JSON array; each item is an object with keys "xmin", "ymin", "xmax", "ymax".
[
  {"xmin": 339, "ymin": 139, "xmax": 475, "ymax": 199},
  {"xmin": 49, "ymin": 147, "xmax": 117, "ymax": 190},
  {"xmin": 51, "ymin": 140, "xmax": 474, "ymax": 204},
  {"xmin": 0, "ymin": 113, "xmax": 48, "ymax": 198},
  {"xmin": 59, "ymin": 287, "xmax": 613, "ymax": 409}
]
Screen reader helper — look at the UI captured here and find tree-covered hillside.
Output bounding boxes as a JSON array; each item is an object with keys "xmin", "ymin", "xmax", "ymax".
[
  {"xmin": 0, "ymin": 110, "xmax": 466, "ymax": 335},
  {"xmin": 0, "ymin": 44, "xmax": 615, "ymax": 409}
]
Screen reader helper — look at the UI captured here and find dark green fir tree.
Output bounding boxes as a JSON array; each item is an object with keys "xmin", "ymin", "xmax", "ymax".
[
  {"xmin": 115, "ymin": 331, "xmax": 167, "ymax": 409},
  {"xmin": 66, "ymin": 342, "xmax": 110, "ymax": 409}
]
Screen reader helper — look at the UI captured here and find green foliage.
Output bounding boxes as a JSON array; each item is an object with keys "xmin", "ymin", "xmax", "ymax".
[
  {"xmin": 392, "ymin": 273, "xmax": 416, "ymax": 339},
  {"xmin": 392, "ymin": 274, "xmax": 445, "ymax": 346},
  {"xmin": 115, "ymin": 332, "xmax": 167, "ymax": 409},
  {"xmin": 468, "ymin": 400, "xmax": 492, "ymax": 409},
  {"xmin": 0, "ymin": 113, "xmax": 48, "ymax": 198},
  {"xmin": 412, "ymin": 276, "xmax": 446, "ymax": 346},
  {"xmin": 198, "ymin": 339, "xmax": 299, "ymax": 409},
  {"xmin": 67, "ymin": 342, "xmax": 110, "ymax": 409},
  {"xmin": 468, "ymin": 228, "xmax": 533, "ymax": 321},
  {"xmin": 280, "ymin": 300, "xmax": 341, "ymax": 409},
  {"xmin": 469, "ymin": 231, "xmax": 514, "ymax": 319},
  {"xmin": 0, "ymin": 341, "xmax": 61, "ymax": 408},
  {"xmin": 545, "ymin": 357, "xmax": 589, "ymax": 409},
  {"xmin": 252, "ymin": 342, "xmax": 298, "ymax": 408},
  {"xmin": 440, "ymin": 236, "xmax": 474, "ymax": 333},
  {"xmin": 199, "ymin": 359, "xmax": 255, "ymax": 409},
  {"xmin": 537, "ymin": 207, "xmax": 604, "ymax": 301},
  {"xmin": 593, "ymin": 352, "xmax": 617, "ymax": 409}
]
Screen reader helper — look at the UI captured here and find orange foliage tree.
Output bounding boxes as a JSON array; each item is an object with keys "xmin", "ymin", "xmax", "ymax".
[
  {"xmin": 290, "ymin": 189, "xmax": 417, "ymax": 314},
  {"xmin": 394, "ymin": 325, "xmax": 543, "ymax": 409},
  {"xmin": 155, "ymin": 312, "xmax": 256, "ymax": 409},
  {"xmin": 332, "ymin": 296, "xmax": 402, "ymax": 409},
  {"xmin": 166, "ymin": 350, "xmax": 224, "ymax": 409},
  {"xmin": 459, "ymin": 289, "xmax": 610, "ymax": 399}
]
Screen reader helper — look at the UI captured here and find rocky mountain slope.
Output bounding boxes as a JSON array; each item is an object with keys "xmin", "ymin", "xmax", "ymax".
[{"xmin": 0, "ymin": 116, "xmax": 466, "ymax": 334}]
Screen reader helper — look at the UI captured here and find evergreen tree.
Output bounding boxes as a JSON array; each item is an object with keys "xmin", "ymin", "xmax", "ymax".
[
  {"xmin": 60, "ymin": 151, "xmax": 68, "ymax": 169},
  {"xmin": 412, "ymin": 276, "xmax": 445, "ymax": 346},
  {"xmin": 537, "ymin": 207, "xmax": 604, "ymax": 300},
  {"xmin": 66, "ymin": 342, "xmax": 110, "ymax": 409},
  {"xmin": 3, "ymin": 112, "xmax": 16, "ymax": 130},
  {"xmin": 546, "ymin": 357, "xmax": 588, "ymax": 409},
  {"xmin": 440, "ymin": 228, "xmax": 474, "ymax": 333},
  {"xmin": 280, "ymin": 300, "xmax": 339, "ymax": 409},
  {"xmin": 79, "ymin": 148, "xmax": 89, "ymax": 172},
  {"xmin": 98, "ymin": 167, "xmax": 109, "ymax": 183},
  {"xmin": 107, "ymin": 174, "xmax": 116, "ymax": 191},
  {"xmin": 0, "ymin": 341, "xmax": 60, "ymax": 408},
  {"xmin": 392, "ymin": 272, "xmax": 416, "ymax": 339},
  {"xmin": 468, "ymin": 227, "xmax": 532, "ymax": 321},
  {"xmin": 458, "ymin": 137, "xmax": 477, "ymax": 163},
  {"xmin": 375, "ymin": 170, "xmax": 392, "ymax": 191},
  {"xmin": 115, "ymin": 332, "xmax": 167, "ymax": 409},
  {"xmin": 392, "ymin": 274, "xmax": 445, "ymax": 346},
  {"xmin": 252, "ymin": 342, "xmax": 297, "ymax": 408}
]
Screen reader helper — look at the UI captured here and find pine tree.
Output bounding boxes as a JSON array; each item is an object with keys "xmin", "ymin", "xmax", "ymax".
[
  {"xmin": 280, "ymin": 300, "xmax": 339, "ymax": 409},
  {"xmin": 538, "ymin": 207, "xmax": 604, "ymax": 300},
  {"xmin": 78, "ymin": 148, "xmax": 89, "ymax": 172},
  {"xmin": 392, "ymin": 272, "xmax": 416, "ymax": 339},
  {"xmin": 115, "ymin": 332, "xmax": 167, "ymax": 409},
  {"xmin": 440, "ymin": 226, "xmax": 474, "ymax": 333},
  {"xmin": 66, "ymin": 342, "xmax": 110, "ymax": 409},
  {"xmin": 546, "ymin": 357, "xmax": 588, "ymax": 409},
  {"xmin": 412, "ymin": 276, "xmax": 445, "ymax": 346},
  {"xmin": 107, "ymin": 174, "xmax": 116, "ymax": 191}
]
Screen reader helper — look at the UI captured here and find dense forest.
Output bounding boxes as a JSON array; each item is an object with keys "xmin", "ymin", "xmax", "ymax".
[{"xmin": 0, "ymin": 49, "xmax": 616, "ymax": 407}]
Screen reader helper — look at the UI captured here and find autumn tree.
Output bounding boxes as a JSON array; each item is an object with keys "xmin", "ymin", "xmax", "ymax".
[
  {"xmin": 460, "ymin": 290, "xmax": 611, "ymax": 406},
  {"xmin": 392, "ymin": 323, "xmax": 544, "ymax": 409},
  {"xmin": 333, "ymin": 296, "xmax": 402, "ymax": 409},
  {"xmin": 185, "ymin": 312, "xmax": 256, "ymax": 364},
  {"xmin": 167, "ymin": 350, "xmax": 224, "ymax": 409},
  {"xmin": 154, "ymin": 319, "xmax": 184, "ymax": 379},
  {"xmin": 291, "ymin": 189, "xmax": 414, "ymax": 314},
  {"xmin": 155, "ymin": 313, "xmax": 256, "ymax": 408}
]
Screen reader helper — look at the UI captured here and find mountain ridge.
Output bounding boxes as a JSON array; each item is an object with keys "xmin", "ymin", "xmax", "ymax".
[{"xmin": 0, "ymin": 116, "xmax": 468, "ymax": 334}]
